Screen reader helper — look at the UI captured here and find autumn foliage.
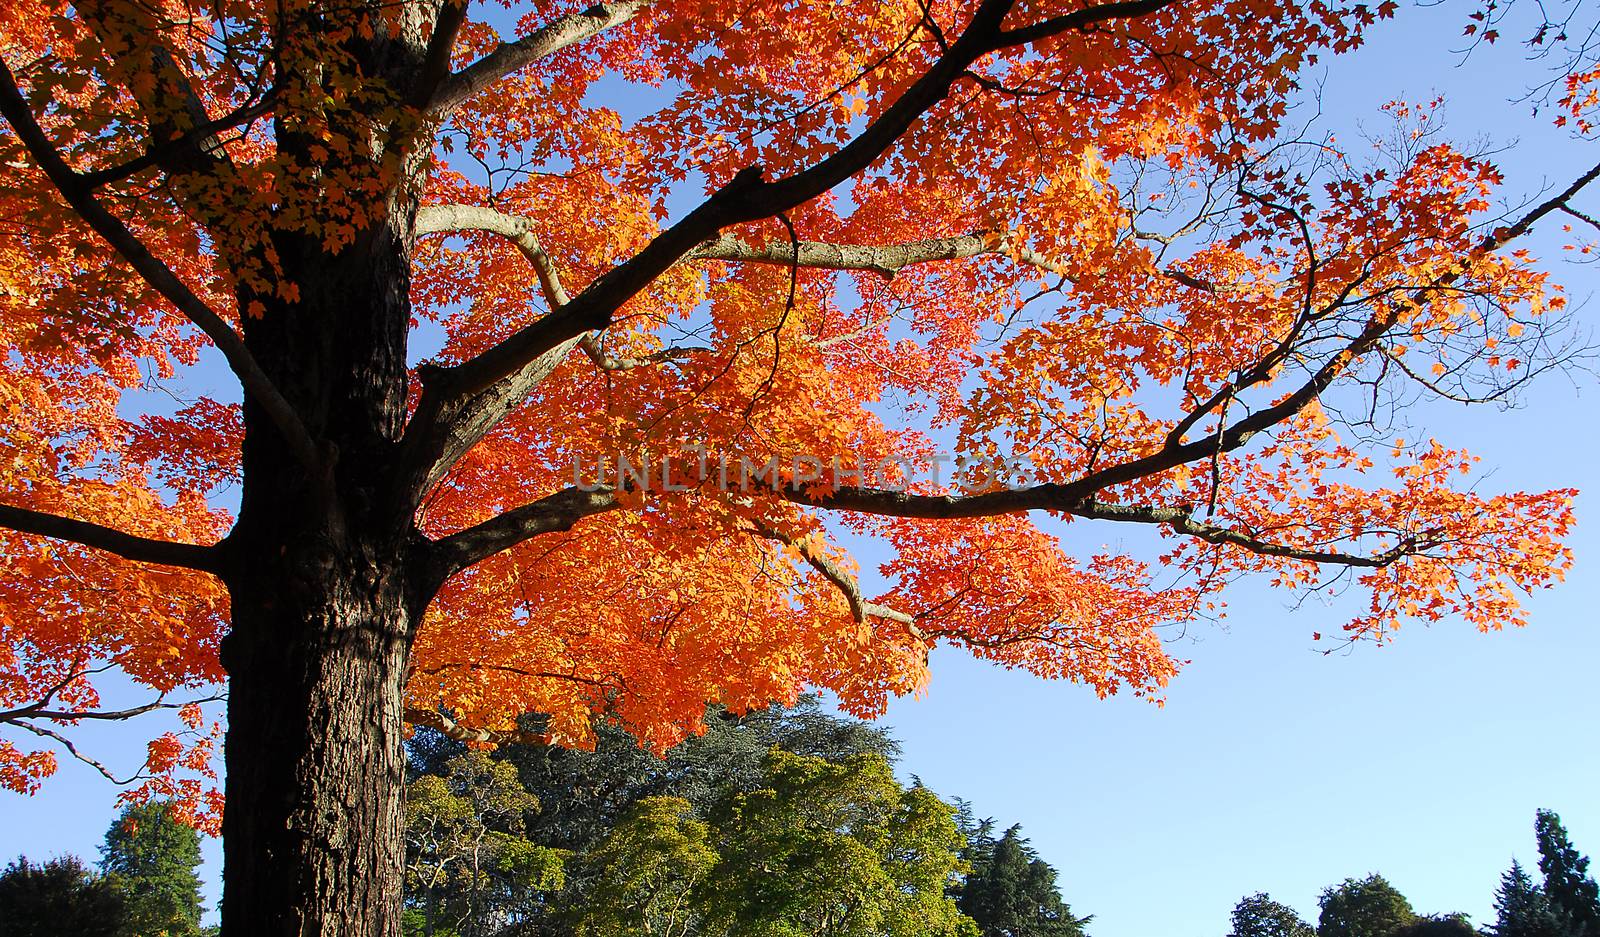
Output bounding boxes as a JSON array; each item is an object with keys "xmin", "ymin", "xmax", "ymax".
[{"xmin": 0, "ymin": 0, "xmax": 1590, "ymax": 847}]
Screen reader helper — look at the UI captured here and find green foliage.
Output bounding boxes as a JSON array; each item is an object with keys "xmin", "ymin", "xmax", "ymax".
[
  {"xmin": 1230, "ymin": 893, "xmax": 1316, "ymax": 937},
  {"xmin": 694, "ymin": 748, "xmax": 976, "ymax": 937},
  {"xmin": 1537, "ymin": 811, "xmax": 1600, "ymax": 937},
  {"xmin": 404, "ymin": 751, "xmax": 565, "ymax": 937},
  {"xmin": 470, "ymin": 696, "xmax": 901, "ymax": 854},
  {"xmin": 575, "ymin": 796, "xmax": 717, "ymax": 937},
  {"xmin": 0, "ymin": 855, "xmax": 125, "ymax": 937},
  {"xmin": 403, "ymin": 700, "xmax": 1081, "ymax": 937},
  {"xmin": 1317, "ymin": 875, "xmax": 1417, "ymax": 937},
  {"xmin": 1391, "ymin": 914, "xmax": 1478, "ymax": 937},
  {"xmin": 1494, "ymin": 859, "xmax": 1565, "ymax": 937},
  {"xmin": 957, "ymin": 824, "xmax": 1090, "ymax": 937},
  {"xmin": 98, "ymin": 801, "xmax": 204, "ymax": 937}
]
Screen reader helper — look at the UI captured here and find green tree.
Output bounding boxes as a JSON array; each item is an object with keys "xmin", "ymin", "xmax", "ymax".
[
  {"xmin": 1229, "ymin": 893, "xmax": 1315, "ymax": 937},
  {"xmin": 406, "ymin": 697, "xmax": 906, "ymax": 936},
  {"xmin": 1493, "ymin": 859, "xmax": 1565, "ymax": 937},
  {"xmin": 697, "ymin": 748, "xmax": 977, "ymax": 937},
  {"xmin": 1391, "ymin": 915, "xmax": 1477, "ymax": 937},
  {"xmin": 1537, "ymin": 811, "xmax": 1600, "ymax": 937},
  {"xmin": 99, "ymin": 801, "xmax": 205, "ymax": 937},
  {"xmin": 473, "ymin": 696, "xmax": 901, "ymax": 853},
  {"xmin": 404, "ymin": 752, "xmax": 565, "ymax": 937},
  {"xmin": 0, "ymin": 856, "xmax": 125, "ymax": 937},
  {"xmin": 574, "ymin": 797, "xmax": 718, "ymax": 937},
  {"xmin": 1317, "ymin": 875, "xmax": 1417, "ymax": 937},
  {"xmin": 957, "ymin": 824, "xmax": 1089, "ymax": 937}
]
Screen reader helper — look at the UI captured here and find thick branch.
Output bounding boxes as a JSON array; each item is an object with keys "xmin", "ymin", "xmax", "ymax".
[
  {"xmin": 689, "ymin": 230, "xmax": 1067, "ymax": 277},
  {"xmin": 430, "ymin": 0, "xmax": 652, "ymax": 114},
  {"xmin": 427, "ymin": 486, "xmax": 620, "ymax": 575},
  {"xmin": 0, "ymin": 58, "xmax": 323, "ymax": 474},
  {"xmin": 410, "ymin": 0, "xmax": 472, "ymax": 109},
  {"xmin": 0, "ymin": 503, "xmax": 221, "ymax": 573}
]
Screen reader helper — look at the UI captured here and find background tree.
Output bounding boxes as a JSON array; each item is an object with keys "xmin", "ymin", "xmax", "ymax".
[
  {"xmin": 1230, "ymin": 893, "xmax": 1316, "ymax": 937},
  {"xmin": 1391, "ymin": 915, "xmax": 1478, "ymax": 937},
  {"xmin": 695, "ymin": 748, "xmax": 976, "ymax": 937},
  {"xmin": 1493, "ymin": 859, "xmax": 1564, "ymax": 937},
  {"xmin": 461, "ymin": 695, "xmax": 901, "ymax": 854},
  {"xmin": 0, "ymin": 855, "xmax": 125, "ymax": 937},
  {"xmin": 99, "ymin": 800, "xmax": 205, "ymax": 937},
  {"xmin": 1536, "ymin": 811, "xmax": 1600, "ymax": 937},
  {"xmin": 1318, "ymin": 875, "xmax": 1418, "ymax": 937},
  {"xmin": 956, "ymin": 824, "xmax": 1090, "ymax": 937},
  {"xmin": 403, "ymin": 751, "xmax": 565, "ymax": 937},
  {"xmin": 3, "ymin": 0, "xmax": 1597, "ymax": 932},
  {"xmin": 570, "ymin": 796, "xmax": 717, "ymax": 937}
]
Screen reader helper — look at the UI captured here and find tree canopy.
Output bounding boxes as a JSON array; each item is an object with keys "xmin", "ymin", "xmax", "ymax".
[
  {"xmin": 1317, "ymin": 875, "xmax": 1417, "ymax": 937},
  {"xmin": 0, "ymin": 856, "xmax": 126, "ymax": 937}
]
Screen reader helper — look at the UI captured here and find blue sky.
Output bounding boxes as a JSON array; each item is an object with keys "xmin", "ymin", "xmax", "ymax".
[{"xmin": 3, "ymin": 2, "xmax": 1598, "ymax": 935}]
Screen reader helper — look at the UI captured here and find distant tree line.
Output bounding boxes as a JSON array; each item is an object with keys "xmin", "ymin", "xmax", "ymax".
[
  {"xmin": 4, "ymin": 700, "xmax": 1592, "ymax": 937},
  {"xmin": 1228, "ymin": 810, "xmax": 1600, "ymax": 937},
  {"xmin": 400, "ymin": 696, "xmax": 1088, "ymax": 937}
]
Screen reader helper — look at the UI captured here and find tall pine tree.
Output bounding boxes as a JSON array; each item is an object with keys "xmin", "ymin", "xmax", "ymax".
[
  {"xmin": 99, "ymin": 802, "xmax": 205, "ymax": 937},
  {"xmin": 1493, "ymin": 859, "xmax": 1564, "ymax": 937},
  {"xmin": 1536, "ymin": 811, "xmax": 1600, "ymax": 937}
]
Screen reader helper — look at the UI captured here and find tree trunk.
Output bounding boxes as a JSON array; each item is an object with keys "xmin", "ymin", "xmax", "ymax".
[
  {"xmin": 218, "ymin": 560, "xmax": 417, "ymax": 937},
  {"xmin": 215, "ymin": 184, "xmax": 431, "ymax": 933}
]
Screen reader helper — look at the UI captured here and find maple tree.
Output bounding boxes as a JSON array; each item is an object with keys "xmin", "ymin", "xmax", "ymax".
[{"xmin": 0, "ymin": 0, "xmax": 1595, "ymax": 932}]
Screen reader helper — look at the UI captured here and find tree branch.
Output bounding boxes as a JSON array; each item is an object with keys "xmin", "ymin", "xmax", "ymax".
[
  {"xmin": 400, "ymin": 0, "xmax": 1182, "ymax": 506},
  {"xmin": 429, "ymin": 0, "xmax": 653, "ymax": 115},
  {"xmin": 403, "ymin": 707, "xmax": 546, "ymax": 745},
  {"xmin": 0, "ymin": 502, "xmax": 222, "ymax": 573},
  {"xmin": 0, "ymin": 57, "xmax": 323, "ymax": 475},
  {"xmin": 427, "ymin": 486, "xmax": 620, "ymax": 575},
  {"xmin": 410, "ymin": 0, "xmax": 472, "ymax": 109},
  {"xmin": 748, "ymin": 523, "xmax": 919, "ymax": 626}
]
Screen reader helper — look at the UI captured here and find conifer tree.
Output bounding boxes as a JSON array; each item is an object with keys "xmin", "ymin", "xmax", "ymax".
[
  {"xmin": 99, "ymin": 802, "xmax": 205, "ymax": 937},
  {"xmin": 1493, "ymin": 859, "xmax": 1564, "ymax": 937},
  {"xmin": 1536, "ymin": 811, "xmax": 1600, "ymax": 937},
  {"xmin": 957, "ymin": 825, "xmax": 1090, "ymax": 937}
]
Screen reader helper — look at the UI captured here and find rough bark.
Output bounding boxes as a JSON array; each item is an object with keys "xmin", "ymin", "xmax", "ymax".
[
  {"xmin": 213, "ymin": 177, "xmax": 437, "ymax": 936},
  {"xmin": 218, "ymin": 568, "xmax": 416, "ymax": 937}
]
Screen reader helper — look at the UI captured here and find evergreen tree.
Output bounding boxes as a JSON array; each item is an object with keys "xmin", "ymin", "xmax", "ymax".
[
  {"xmin": 1229, "ymin": 893, "xmax": 1315, "ymax": 937},
  {"xmin": 956, "ymin": 825, "xmax": 1090, "ymax": 937},
  {"xmin": 1493, "ymin": 859, "xmax": 1564, "ymax": 937},
  {"xmin": 99, "ymin": 802, "xmax": 205, "ymax": 937},
  {"xmin": 1537, "ymin": 810, "xmax": 1600, "ymax": 937},
  {"xmin": 0, "ymin": 855, "xmax": 125, "ymax": 937},
  {"xmin": 1317, "ymin": 875, "xmax": 1417, "ymax": 937}
]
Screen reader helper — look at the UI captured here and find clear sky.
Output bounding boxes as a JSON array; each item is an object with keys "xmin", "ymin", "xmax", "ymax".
[{"xmin": 2, "ymin": 3, "xmax": 1598, "ymax": 935}]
